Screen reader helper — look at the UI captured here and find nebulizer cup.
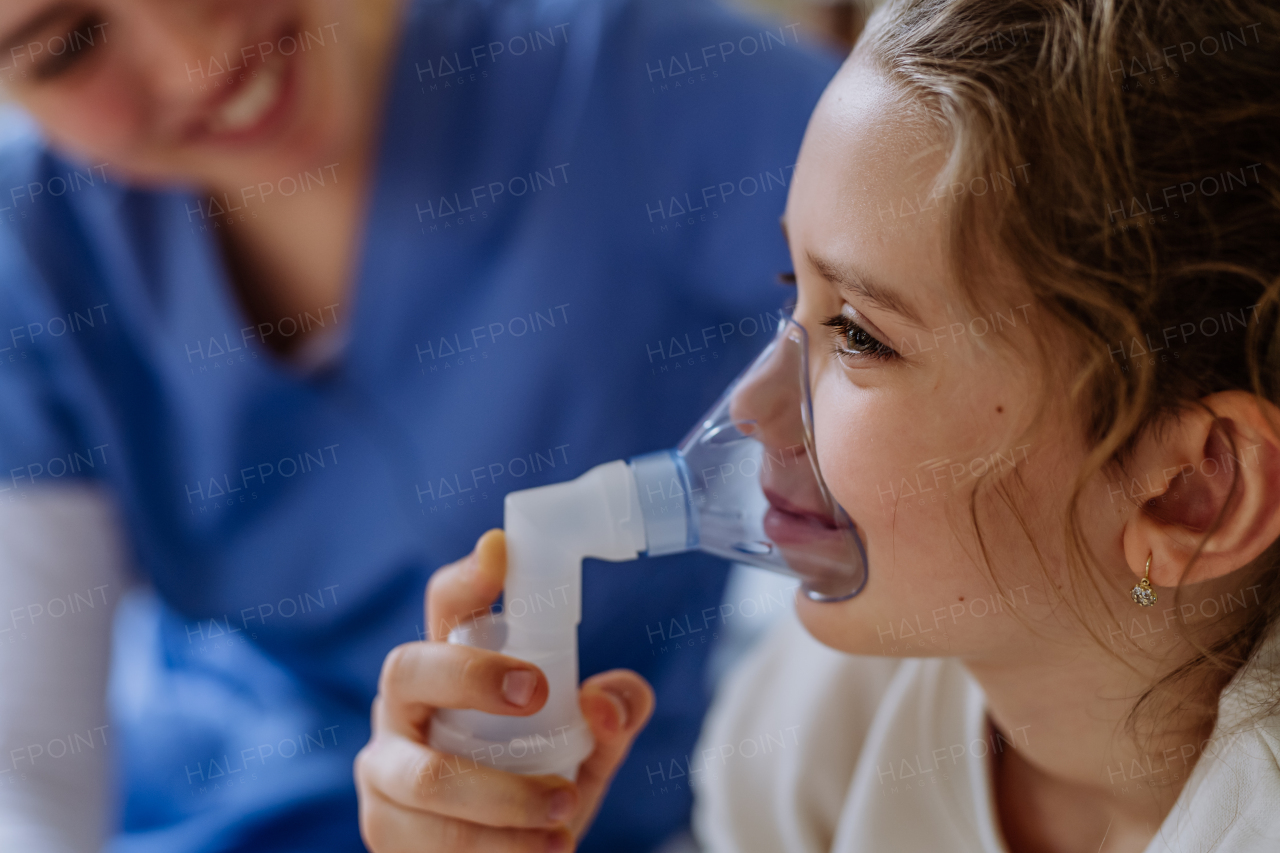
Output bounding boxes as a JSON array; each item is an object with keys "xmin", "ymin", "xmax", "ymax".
[{"xmin": 427, "ymin": 316, "xmax": 867, "ymax": 779}]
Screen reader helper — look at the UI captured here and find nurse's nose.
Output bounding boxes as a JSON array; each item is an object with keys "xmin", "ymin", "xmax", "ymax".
[
  {"xmin": 124, "ymin": 1, "xmax": 243, "ymax": 100},
  {"xmin": 728, "ymin": 320, "xmax": 808, "ymax": 454}
]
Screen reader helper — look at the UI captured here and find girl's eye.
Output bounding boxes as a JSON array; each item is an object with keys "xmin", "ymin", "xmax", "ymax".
[{"xmin": 821, "ymin": 312, "xmax": 899, "ymax": 362}]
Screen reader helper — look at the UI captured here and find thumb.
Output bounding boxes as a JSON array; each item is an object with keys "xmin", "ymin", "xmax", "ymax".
[
  {"xmin": 570, "ymin": 670, "xmax": 655, "ymax": 836},
  {"xmin": 426, "ymin": 528, "xmax": 507, "ymax": 641}
]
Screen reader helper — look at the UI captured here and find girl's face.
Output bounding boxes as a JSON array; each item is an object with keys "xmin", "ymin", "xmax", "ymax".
[
  {"xmin": 783, "ymin": 57, "xmax": 1110, "ymax": 660},
  {"xmin": 0, "ymin": 0, "xmax": 376, "ymax": 188}
]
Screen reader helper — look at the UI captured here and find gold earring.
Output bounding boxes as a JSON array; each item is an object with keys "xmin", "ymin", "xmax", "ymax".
[{"xmin": 1131, "ymin": 553, "xmax": 1157, "ymax": 607}]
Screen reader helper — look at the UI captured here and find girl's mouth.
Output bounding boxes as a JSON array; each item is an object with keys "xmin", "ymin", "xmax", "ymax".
[
  {"xmin": 761, "ymin": 486, "xmax": 863, "ymax": 598},
  {"xmin": 762, "ymin": 488, "xmax": 841, "ymax": 547},
  {"xmin": 763, "ymin": 488, "xmax": 838, "ymax": 529}
]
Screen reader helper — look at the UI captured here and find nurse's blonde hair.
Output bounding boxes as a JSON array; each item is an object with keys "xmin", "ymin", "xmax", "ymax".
[{"xmin": 858, "ymin": 0, "xmax": 1280, "ymax": 734}]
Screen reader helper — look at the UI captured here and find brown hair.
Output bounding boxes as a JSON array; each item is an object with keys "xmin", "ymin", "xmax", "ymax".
[{"xmin": 857, "ymin": 0, "xmax": 1280, "ymax": 736}]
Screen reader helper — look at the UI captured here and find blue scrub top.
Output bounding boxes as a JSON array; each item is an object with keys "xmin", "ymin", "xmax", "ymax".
[{"xmin": 0, "ymin": 0, "xmax": 836, "ymax": 850}]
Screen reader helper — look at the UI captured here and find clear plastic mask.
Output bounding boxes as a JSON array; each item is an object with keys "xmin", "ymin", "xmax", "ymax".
[{"xmin": 630, "ymin": 316, "xmax": 868, "ymax": 601}]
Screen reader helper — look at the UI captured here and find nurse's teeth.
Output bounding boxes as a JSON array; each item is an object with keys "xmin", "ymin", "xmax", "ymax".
[{"xmin": 211, "ymin": 59, "xmax": 283, "ymax": 133}]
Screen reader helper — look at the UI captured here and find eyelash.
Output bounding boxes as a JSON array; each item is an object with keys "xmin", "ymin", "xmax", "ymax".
[
  {"xmin": 776, "ymin": 270, "xmax": 898, "ymax": 363},
  {"xmin": 822, "ymin": 313, "xmax": 899, "ymax": 362}
]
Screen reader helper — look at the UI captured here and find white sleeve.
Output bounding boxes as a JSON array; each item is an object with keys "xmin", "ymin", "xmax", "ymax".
[{"xmin": 0, "ymin": 484, "xmax": 128, "ymax": 852}]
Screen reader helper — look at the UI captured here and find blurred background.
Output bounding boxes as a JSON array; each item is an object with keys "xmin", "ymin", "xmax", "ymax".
[{"xmin": 731, "ymin": 0, "xmax": 880, "ymax": 53}]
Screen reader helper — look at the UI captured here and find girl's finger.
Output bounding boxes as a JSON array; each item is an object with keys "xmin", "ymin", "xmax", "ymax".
[
  {"xmin": 358, "ymin": 733, "xmax": 579, "ymax": 830},
  {"xmin": 426, "ymin": 529, "xmax": 507, "ymax": 641},
  {"xmin": 376, "ymin": 641, "xmax": 548, "ymax": 738},
  {"xmin": 570, "ymin": 669, "xmax": 655, "ymax": 835},
  {"xmin": 357, "ymin": 783, "xmax": 572, "ymax": 853}
]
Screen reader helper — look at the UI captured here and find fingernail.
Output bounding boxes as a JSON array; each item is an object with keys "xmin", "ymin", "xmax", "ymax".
[
  {"xmin": 502, "ymin": 669, "xmax": 537, "ymax": 707},
  {"xmin": 547, "ymin": 788, "xmax": 574, "ymax": 822}
]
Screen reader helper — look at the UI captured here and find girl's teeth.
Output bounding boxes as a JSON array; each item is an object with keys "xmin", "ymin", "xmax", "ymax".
[{"xmin": 210, "ymin": 59, "xmax": 283, "ymax": 133}]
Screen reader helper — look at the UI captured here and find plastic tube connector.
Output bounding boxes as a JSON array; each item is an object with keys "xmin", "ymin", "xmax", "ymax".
[
  {"xmin": 628, "ymin": 450, "xmax": 695, "ymax": 556},
  {"xmin": 428, "ymin": 460, "xmax": 646, "ymax": 780}
]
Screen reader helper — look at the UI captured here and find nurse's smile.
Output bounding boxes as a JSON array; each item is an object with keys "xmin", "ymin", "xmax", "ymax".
[
  {"xmin": 180, "ymin": 20, "xmax": 302, "ymax": 149},
  {"xmin": 0, "ymin": 0, "xmax": 392, "ymax": 192}
]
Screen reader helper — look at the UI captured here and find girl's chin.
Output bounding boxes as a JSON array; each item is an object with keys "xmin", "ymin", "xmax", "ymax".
[
  {"xmin": 794, "ymin": 590, "xmax": 947, "ymax": 659},
  {"xmin": 793, "ymin": 592, "xmax": 867, "ymax": 655}
]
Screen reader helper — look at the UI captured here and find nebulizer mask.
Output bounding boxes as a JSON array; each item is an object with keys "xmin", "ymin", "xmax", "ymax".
[{"xmin": 428, "ymin": 316, "xmax": 867, "ymax": 779}]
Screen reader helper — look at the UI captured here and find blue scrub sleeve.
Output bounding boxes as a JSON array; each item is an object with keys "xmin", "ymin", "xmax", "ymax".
[{"xmin": 0, "ymin": 231, "xmax": 102, "ymax": 493}]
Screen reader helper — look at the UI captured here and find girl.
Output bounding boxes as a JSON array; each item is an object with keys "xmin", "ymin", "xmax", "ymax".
[{"xmin": 356, "ymin": 1, "xmax": 1280, "ymax": 851}]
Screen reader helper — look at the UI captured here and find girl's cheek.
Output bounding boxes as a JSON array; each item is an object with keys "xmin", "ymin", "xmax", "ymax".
[
  {"xmin": 814, "ymin": 389, "xmax": 923, "ymax": 521},
  {"xmin": 811, "ymin": 398, "xmax": 862, "ymax": 500}
]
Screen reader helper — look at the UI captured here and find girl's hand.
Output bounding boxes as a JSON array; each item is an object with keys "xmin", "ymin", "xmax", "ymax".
[{"xmin": 355, "ymin": 529, "xmax": 655, "ymax": 852}]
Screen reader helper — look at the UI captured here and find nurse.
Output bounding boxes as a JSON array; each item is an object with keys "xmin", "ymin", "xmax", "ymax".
[{"xmin": 0, "ymin": 1, "xmax": 837, "ymax": 851}]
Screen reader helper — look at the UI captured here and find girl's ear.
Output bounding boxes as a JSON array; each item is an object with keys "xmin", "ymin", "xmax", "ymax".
[{"xmin": 1121, "ymin": 391, "xmax": 1280, "ymax": 587}]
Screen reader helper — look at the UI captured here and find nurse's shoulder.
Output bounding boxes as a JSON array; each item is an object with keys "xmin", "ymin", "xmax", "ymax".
[{"xmin": 0, "ymin": 106, "xmax": 129, "ymax": 300}]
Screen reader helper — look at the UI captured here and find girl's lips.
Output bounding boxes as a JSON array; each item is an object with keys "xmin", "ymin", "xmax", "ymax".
[
  {"xmin": 762, "ymin": 488, "xmax": 837, "ymax": 530},
  {"xmin": 758, "ymin": 483, "xmax": 863, "ymax": 598},
  {"xmin": 762, "ymin": 488, "xmax": 846, "ymax": 549},
  {"xmin": 763, "ymin": 505, "xmax": 847, "ymax": 551}
]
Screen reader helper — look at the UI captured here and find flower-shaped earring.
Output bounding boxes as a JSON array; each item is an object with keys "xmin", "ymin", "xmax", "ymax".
[{"xmin": 1131, "ymin": 553, "xmax": 1157, "ymax": 607}]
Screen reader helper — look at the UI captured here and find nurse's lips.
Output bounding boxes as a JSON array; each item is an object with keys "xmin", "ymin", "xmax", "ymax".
[{"xmin": 180, "ymin": 24, "xmax": 300, "ymax": 147}]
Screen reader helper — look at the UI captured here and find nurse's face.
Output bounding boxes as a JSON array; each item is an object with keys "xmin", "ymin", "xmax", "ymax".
[
  {"xmin": 0, "ymin": 0, "xmax": 382, "ymax": 189},
  {"xmin": 781, "ymin": 57, "xmax": 1100, "ymax": 660}
]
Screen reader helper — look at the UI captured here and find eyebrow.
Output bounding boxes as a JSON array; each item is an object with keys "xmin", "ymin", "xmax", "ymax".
[
  {"xmin": 778, "ymin": 217, "xmax": 930, "ymax": 330},
  {"xmin": 0, "ymin": 3, "xmax": 78, "ymax": 56},
  {"xmin": 805, "ymin": 250, "xmax": 929, "ymax": 330}
]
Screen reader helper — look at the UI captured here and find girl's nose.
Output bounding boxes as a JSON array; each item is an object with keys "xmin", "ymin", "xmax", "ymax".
[{"xmin": 728, "ymin": 320, "xmax": 810, "ymax": 452}]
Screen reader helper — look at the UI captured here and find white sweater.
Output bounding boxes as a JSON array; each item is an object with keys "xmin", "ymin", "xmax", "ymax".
[{"xmin": 692, "ymin": 607, "xmax": 1280, "ymax": 853}]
